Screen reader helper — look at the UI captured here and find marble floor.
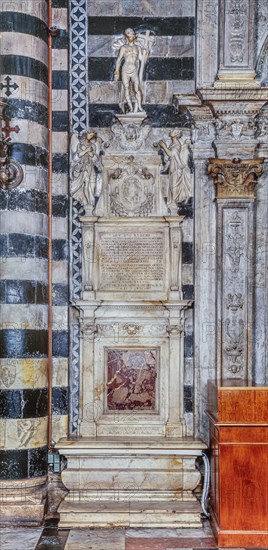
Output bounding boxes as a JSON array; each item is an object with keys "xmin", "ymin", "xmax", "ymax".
[{"xmin": 0, "ymin": 523, "xmax": 255, "ymax": 550}]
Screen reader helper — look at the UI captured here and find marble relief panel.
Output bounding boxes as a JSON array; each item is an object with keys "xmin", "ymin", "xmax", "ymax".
[{"xmin": 106, "ymin": 348, "xmax": 158, "ymax": 411}]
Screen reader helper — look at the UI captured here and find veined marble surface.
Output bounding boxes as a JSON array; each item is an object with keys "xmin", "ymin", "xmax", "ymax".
[{"xmin": 0, "ymin": 528, "xmax": 42, "ymax": 550}]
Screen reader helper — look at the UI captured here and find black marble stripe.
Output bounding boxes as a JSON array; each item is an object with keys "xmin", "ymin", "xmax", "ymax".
[
  {"xmin": 88, "ymin": 57, "xmax": 194, "ymax": 81},
  {"xmin": 52, "ymin": 70, "xmax": 68, "ymax": 89},
  {"xmin": 88, "ymin": 103, "xmax": 191, "ymax": 128},
  {"xmin": 177, "ymin": 197, "xmax": 193, "ymax": 218},
  {"xmin": 88, "ymin": 16, "xmax": 195, "ymax": 36},
  {"xmin": 182, "ymin": 284, "xmax": 194, "ymax": 300},
  {"xmin": 0, "ymin": 189, "xmax": 48, "ymax": 215},
  {"xmin": 0, "ymin": 280, "xmax": 48, "ymax": 304},
  {"xmin": 52, "ymin": 331, "xmax": 68, "ymax": 358},
  {"xmin": 0, "ymin": 446, "xmax": 47, "ymax": 479},
  {"xmin": 52, "ymin": 283, "xmax": 69, "ymax": 306},
  {"xmin": 0, "ymin": 12, "xmax": 48, "ymax": 42},
  {"xmin": 182, "ymin": 242, "xmax": 193, "ymax": 264},
  {"xmin": 0, "ymin": 55, "xmax": 48, "ymax": 84},
  {"xmin": 52, "ymin": 387, "xmax": 68, "ymax": 415},
  {"xmin": 52, "ymin": 153, "xmax": 68, "ymax": 173},
  {"xmin": 52, "ymin": 0, "xmax": 67, "ymax": 6},
  {"xmin": 184, "ymin": 334, "xmax": 194, "ymax": 358},
  {"xmin": 52, "ymin": 30, "xmax": 68, "ymax": 49},
  {"xmin": 52, "ymin": 111, "xmax": 68, "ymax": 132},
  {"xmin": 0, "ymin": 388, "xmax": 48, "ymax": 419},
  {"xmin": 52, "ymin": 239, "xmax": 68, "ymax": 261},
  {"xmin": 52, "ymin": 194, "xmax": 69, "ymax": 217},
  {"xmin": 7, "ymin": 99, "xmax": 48, "ymax": 127},
  {"xmin": 184, "ymin": 385, "xmax": 193, "ymax": 413},
  {"xmin": 9, "ymin": 143, "xmax": 48, "ymax": 169},
  {"xmin": 0, "ymin": 329, "xmax": 48, "ymax": 358},
  {"xmin": 0, "ymin": 234, "xmax": 48, "ymax": 259}
]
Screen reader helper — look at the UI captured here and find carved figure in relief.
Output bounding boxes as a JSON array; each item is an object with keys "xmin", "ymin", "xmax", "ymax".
[
  {"xmin": 114, "ymin": 28, "xmax": 155, "ymax": 113},
  {"xmin": 157, "ymin": 129, "xmax": 191, "ymax": 207},
  {"xmin": 70, "ymin": 131, "xmax": 104, "ymax": 209}
]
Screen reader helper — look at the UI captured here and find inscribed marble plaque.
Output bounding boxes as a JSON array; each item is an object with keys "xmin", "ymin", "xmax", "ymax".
[
  {"xmin": 98, "ymin": 229, "xmax": 165, "ymax": 292},
  {"xmin": 106, "ymin": 348, "xmax": 158, "ymax": 411}
]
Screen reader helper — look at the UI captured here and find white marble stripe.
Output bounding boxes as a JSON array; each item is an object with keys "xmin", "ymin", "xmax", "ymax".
[
  {"xmin": 0, "ymin": 258, "xmax": 48, "ymax": 282},
  {"xmin": 87, "ymin": 0, "xmax": 195, "ymax": 17},
  {"xmin": 0, "ymin": 304, "xmax": 48, "ymax": 330},
  {"xmin": 52, "ymin": 414, "xmax": 68, "ymax": 443},
  {"xmin": 0, "ymin": 75, "xmax": 48, "ymax": 108},
  {"xmin": 52, "ymin": 89, "xmax": 68, "ymax": 111},
  {"xmin": 3, "ymin": 417, "xmax": 47, "ymax": 450},
  {"xmin": 89, "ymin": 80, "xmax": 195, "ymax": 104},
  {"xmin": 10, "ymin": 120, "xmax": 48, "ymax": 150},
  {"xmin": 16, "ymin": 165, "xmax": 47, "ymax": 192},
  {"xmin": 52, "ymin": 216, "xmax": 68, "ymax": 240},
  {"xmin": 52, "ymin": 48, "xmax": 68, "ymax": 71},
  {"xmin": 52, "ymin": 357, "xmax": 68, "ymax": 387},
  {"xmin": 0, "ymin": 358, "xmax": 47, "ymax": 390},
  {"xmin": 52, "ymin": 173, "xmax": 68, "ymax": 195},
  {"xmin": 1, "ymin": 33, "xmax": 48, "ymax": 66},
  {"xmin": 52, "ymin": 7, "xmax": 68, "ymax": 29},
  {"xmin": 0, "ymin": 211, "xmax": 48, "ymax": 237},
  {"xmin": 88, "ymin": 35, "xmax": 194, "ymax": 58},
  {"xmin": 52, "ymin": 306, "xmax": 68, "ymax": 332},
  {"xmin": 52, "ymin": 261, "xmax": 68, "ymax": 285},
  {"xmin": 1, "ymin": 0, "xmax": 47, "ymax": 21},
  {"xmin": 52, "ymin": 131, "xmax": 68, "ymax": 154}
]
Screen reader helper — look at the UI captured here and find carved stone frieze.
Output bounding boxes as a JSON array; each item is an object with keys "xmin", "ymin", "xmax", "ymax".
[
  {"xmin": 225, "ymin": 0, "xmax": 249, "ymax": 65},
  {"xmin": 215, "ymin": 117, "xmax": 256, "ymax": 141},
  {"xmin": 208, "ymin": 158, "xmax": 264, "ymax": 198}
]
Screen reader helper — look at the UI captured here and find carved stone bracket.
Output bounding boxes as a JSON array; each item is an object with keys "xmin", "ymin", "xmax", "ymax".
[
  {"xmin": 0, "ymin": 98, "xmax": 23, "ymax": 189},
  {"xmin": 208, "ymin": 158, "xmax": 264, "ymax": 199}
]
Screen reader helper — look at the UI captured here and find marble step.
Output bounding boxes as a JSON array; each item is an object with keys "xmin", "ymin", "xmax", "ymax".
[{"xmin": 59, "ymin": 500, "xmax": 202, "ymax": 528}]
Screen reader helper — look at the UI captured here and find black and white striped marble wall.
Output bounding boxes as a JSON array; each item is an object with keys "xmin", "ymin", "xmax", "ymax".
[
  {"xmin": 51, "ymin": 0, "xmax": 69, "ymax": 445},
  {"xmin": 0, "ymin": 0, "xmax": 49, "ymax": 523}
]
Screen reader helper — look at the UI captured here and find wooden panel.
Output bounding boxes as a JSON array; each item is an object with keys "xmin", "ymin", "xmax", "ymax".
[
  {"xmin": 219, "ymin": 443, "xmax": 268, "ymax": 531},
  {"xmin": 218, "ymin": 388, "xmax": 268, "ymax": 423},
  {"xmin": 219, "ymin": 426, "xmax": 268, "ymax": 443}
]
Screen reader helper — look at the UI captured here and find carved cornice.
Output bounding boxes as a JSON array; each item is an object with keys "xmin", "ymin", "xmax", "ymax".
[{"xmin": 208, "ymin": 157, "xmax": 264, "ymax": 199}]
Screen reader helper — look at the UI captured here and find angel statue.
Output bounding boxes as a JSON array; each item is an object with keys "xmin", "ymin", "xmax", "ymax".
[
  {"xmin": 157, "ymin": 129, "xmax": 192, "ymax": 211},
  {"xmin": 70, "ymin": 131, "xmax": 104, "ymax": 212},
  {"xmin": 113, "ymin": 28, "xmax": 156, "ymax": 114}
]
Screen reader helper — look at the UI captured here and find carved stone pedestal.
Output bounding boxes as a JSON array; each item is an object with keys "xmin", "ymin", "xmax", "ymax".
[{"xmin": 57, "ymin": 438, "xmax": 205, "ymax": 528}]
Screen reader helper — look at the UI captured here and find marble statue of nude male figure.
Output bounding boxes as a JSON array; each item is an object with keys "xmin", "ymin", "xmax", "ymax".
[{"xmin": 114, "ymin": 28, "xmax": 143, "ymax": 113}]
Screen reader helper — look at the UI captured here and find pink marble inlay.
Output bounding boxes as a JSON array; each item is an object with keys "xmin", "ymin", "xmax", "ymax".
[{"xmin": 106, "ymin": 349, "xmax": 158, "ymax": 411}]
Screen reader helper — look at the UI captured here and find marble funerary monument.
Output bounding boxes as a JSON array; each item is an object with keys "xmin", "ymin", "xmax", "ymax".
[{"xmin": 0, "ymin": 0, "xmax": 267, "ymax": 532}]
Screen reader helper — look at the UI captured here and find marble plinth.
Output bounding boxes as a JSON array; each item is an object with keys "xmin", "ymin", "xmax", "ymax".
[
  {"xmin": 57, "ymin": 438, "xmax": 206, "ymax": 528},
  {"xmin": 0, "ymin": 477, "xmax": 46, "ymax": 527}
]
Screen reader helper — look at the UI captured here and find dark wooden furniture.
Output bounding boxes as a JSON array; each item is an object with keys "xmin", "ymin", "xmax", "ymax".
[{"xmin": 206, "ymin": 380, "xmax": 268, "ymax": 548}]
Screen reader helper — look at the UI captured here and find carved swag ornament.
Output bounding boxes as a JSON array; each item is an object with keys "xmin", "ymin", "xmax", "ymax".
[{"xmin": 208, "ymin": 158, "xmax": 264, "ymax": 198}]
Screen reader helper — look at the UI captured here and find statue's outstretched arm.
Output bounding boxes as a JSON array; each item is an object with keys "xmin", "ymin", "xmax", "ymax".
[{"xmin": 158, "ymin": 140, "xmax": 172, "ymax": 158}]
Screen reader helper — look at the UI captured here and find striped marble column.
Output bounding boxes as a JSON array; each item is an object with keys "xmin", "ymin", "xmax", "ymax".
[{"xmin": 0, "ymin": 0, "xmax": 48, "ymax": 525}]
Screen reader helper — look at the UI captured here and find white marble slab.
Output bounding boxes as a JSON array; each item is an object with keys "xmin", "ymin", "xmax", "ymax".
[
  {"xmin": 65, "ymin": 528, "xmax": 125, "ymax": 550},
  {"xmin": 0, "ymin": 528, "xmax": 42, "ymax": 550}
]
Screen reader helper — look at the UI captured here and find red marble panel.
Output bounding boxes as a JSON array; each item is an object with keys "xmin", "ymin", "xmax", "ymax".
[{"xmin": 106, "ymin": 348, "xmax": 158, "ymax": 411}]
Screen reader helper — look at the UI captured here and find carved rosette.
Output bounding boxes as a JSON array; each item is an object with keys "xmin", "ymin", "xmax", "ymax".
[{"xmin": 208, "ymin": 158, "xmax": 264, "ymax": 199}]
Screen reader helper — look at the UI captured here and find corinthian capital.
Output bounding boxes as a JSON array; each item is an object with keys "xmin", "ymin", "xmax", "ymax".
[{"xmin": 208, "ymin": 157, "xmax": 264, "ymax": 199}]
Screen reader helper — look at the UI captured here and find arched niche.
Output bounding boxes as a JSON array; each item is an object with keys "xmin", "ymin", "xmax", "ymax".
[{"xmin": 256, "ymin": 35, "xmax": 268, "ymax": 86}]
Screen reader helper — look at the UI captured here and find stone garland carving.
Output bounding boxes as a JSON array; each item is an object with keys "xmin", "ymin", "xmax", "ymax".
[
  {"xmin": 208, "ymin": 157, "xmax": 264, "ymax": 198},
  {"xmin": 70, "ymin": 131, "xmax": 106, "ymax": 212},
  {"xmin": 156, "ymin": 129, "xmax": 192, "ymax": 212},
  {"xmin": 223, "ymin": 211, "xmax": 246, "ymax": 374},
  {"xmin": 225, "ymin": 0, "xmax": 249, "ymax": 65},
  {"xmin": 113, "ymin": 28, "xmax": 156, "ymax": 113}
]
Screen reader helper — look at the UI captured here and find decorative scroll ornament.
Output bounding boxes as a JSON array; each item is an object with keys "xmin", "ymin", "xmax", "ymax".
[
  {"xmin": 0, "ymin": 98, "xmax": 23, "ymax": 189},
  {"xmin": 208, "ymin": 158, "xmax": 264, "ymax": 198}
]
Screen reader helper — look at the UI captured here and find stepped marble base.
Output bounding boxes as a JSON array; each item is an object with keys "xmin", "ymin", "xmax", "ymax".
[
  {"xmin": 0, "ymin": 477, "xmax": 46, "ymax": 526},
  {"xmin": 57, "ymin": 438, "xmax": 206, "ymax": 528}
]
